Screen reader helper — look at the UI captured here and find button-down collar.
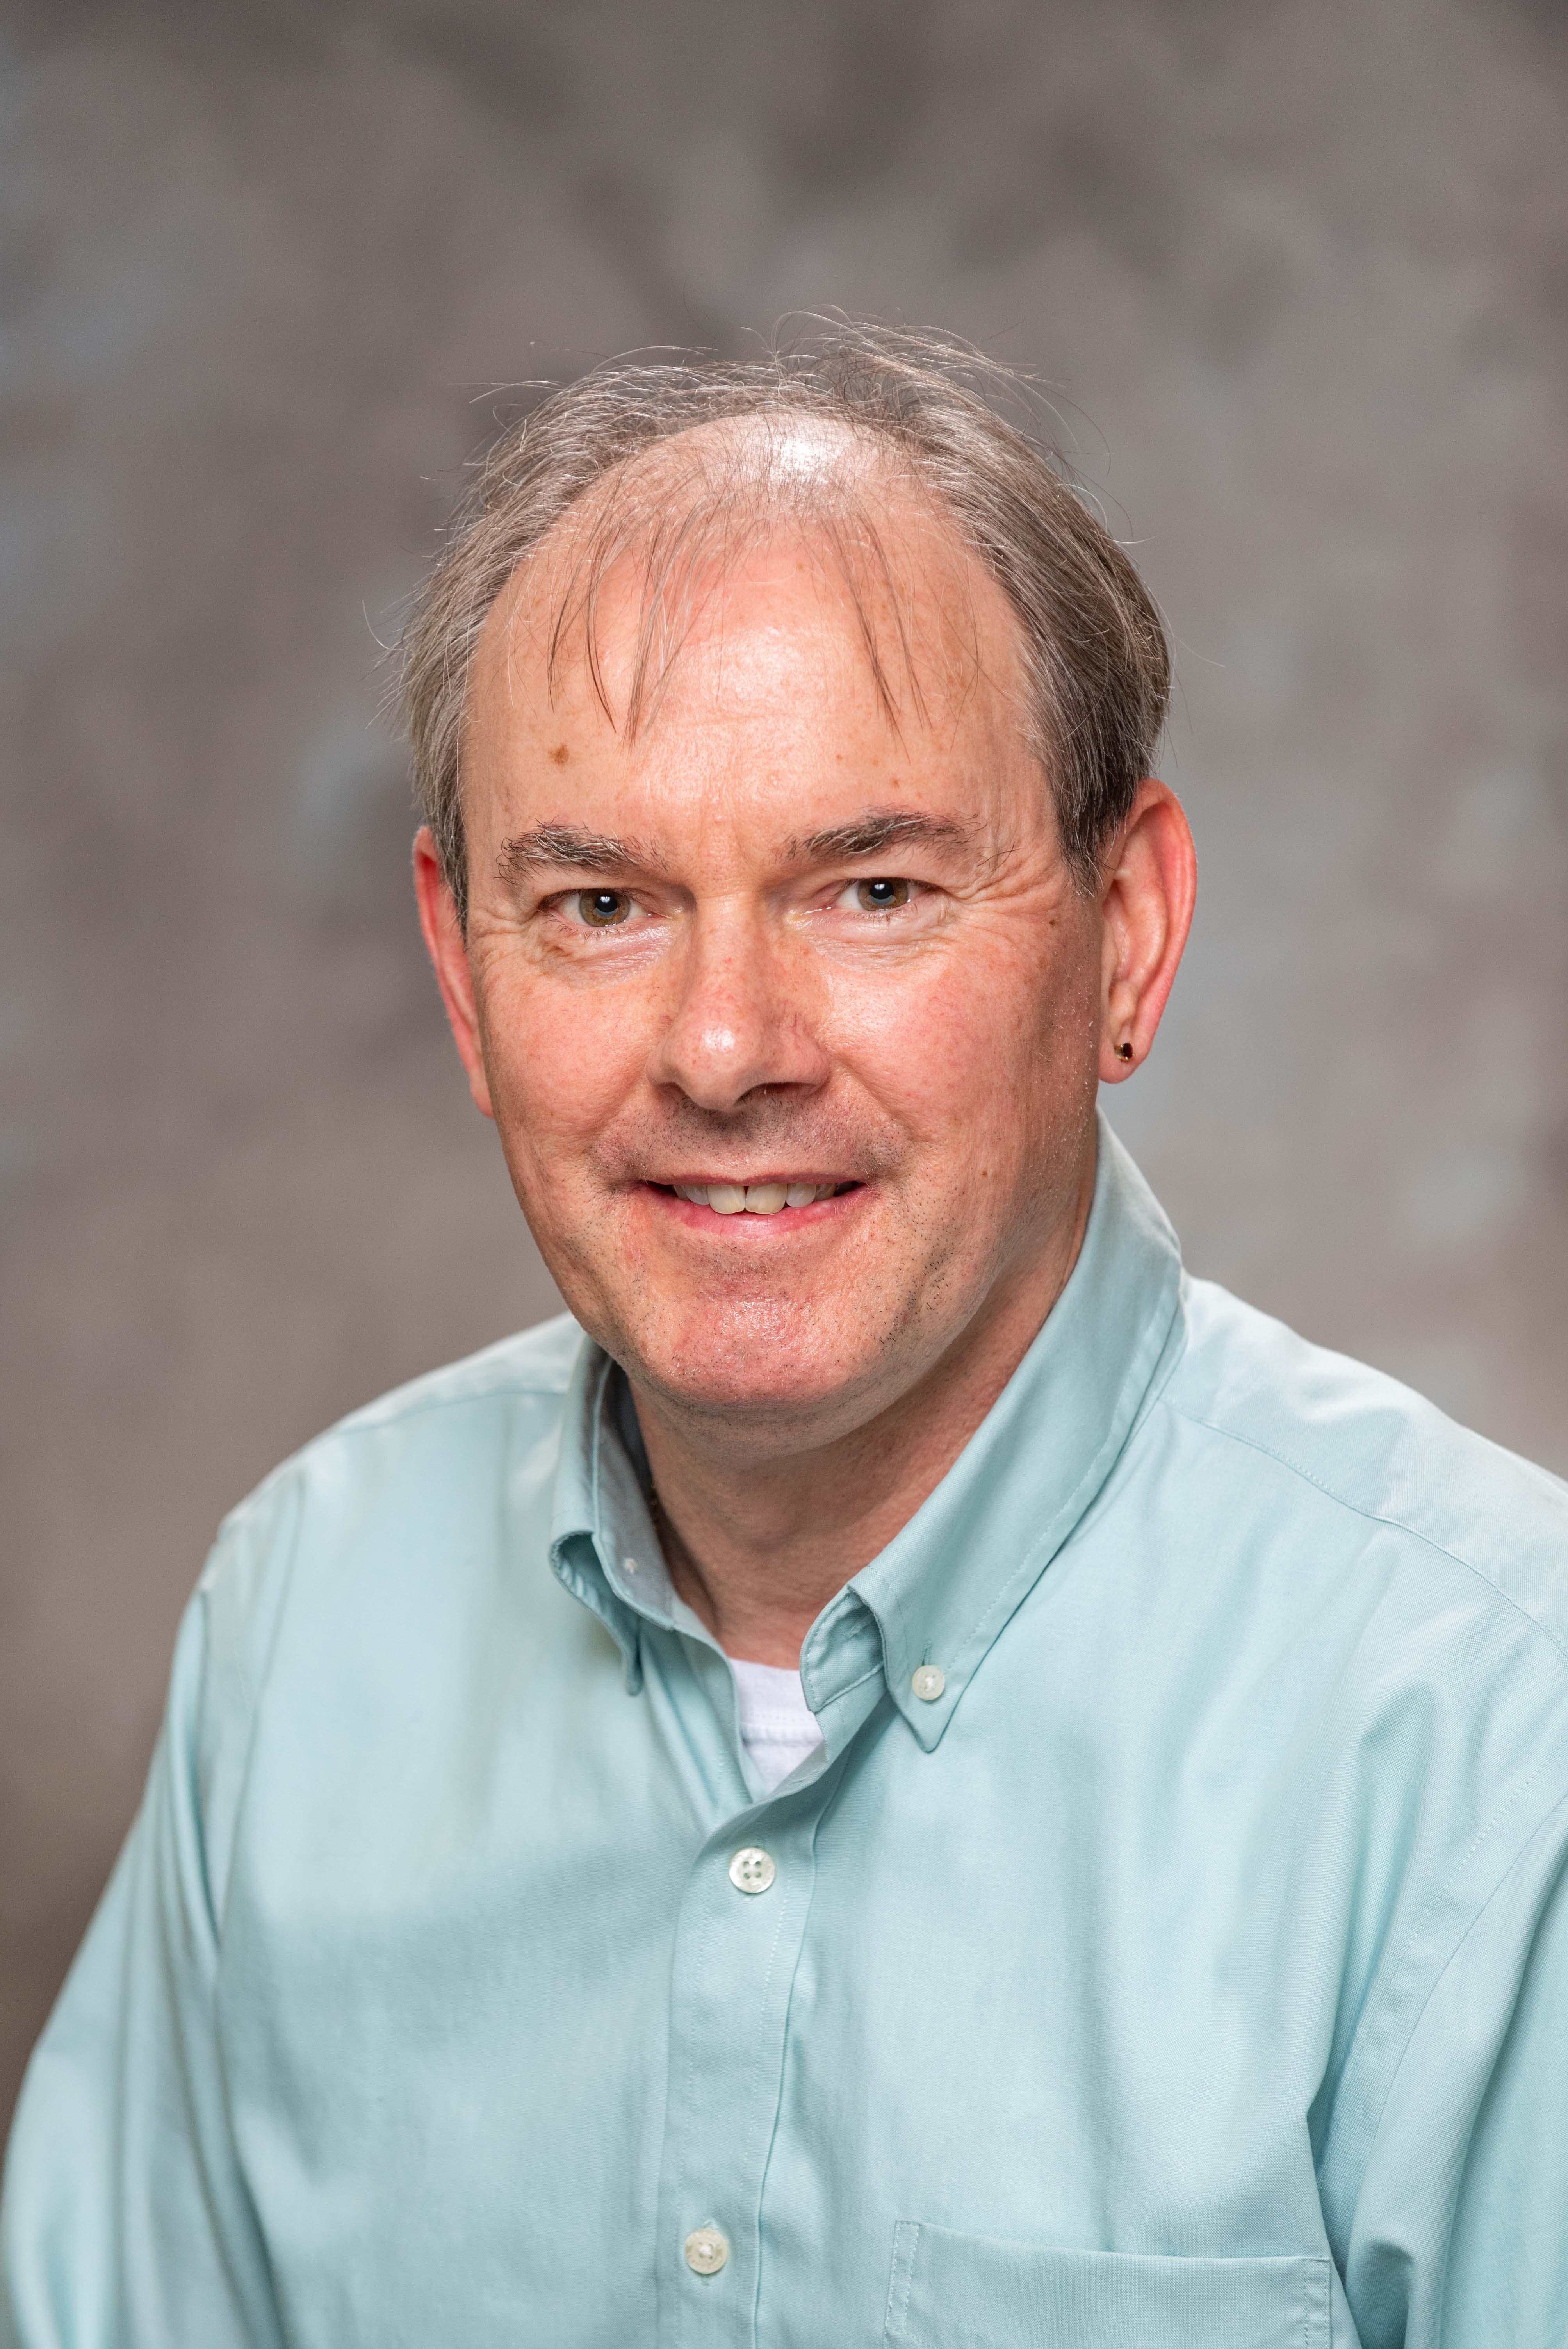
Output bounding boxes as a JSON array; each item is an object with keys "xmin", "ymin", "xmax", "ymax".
[{"xmin": 548, "ymin": 1117, "xmax": 1183, "ymax": 1748}]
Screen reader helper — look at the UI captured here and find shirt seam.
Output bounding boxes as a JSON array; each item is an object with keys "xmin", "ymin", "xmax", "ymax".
[
  {"xmin": 884, "ymin": 2220, "xmax": 919, "ymax": 2340},
  {"xmin": 1162, "ymin": 1399, "xmax": 1568, "ymax": 1677},
  {"xmin": 1323, "ymin": 1774, "xmax": 1568, "ymax": 2214},
  {"xmin": 745, "ymin": 1776, "xmax": 845, "ymax": 2338},
  {"xmin": 1308, "ymin": 2253, "xmax": 1328, "ymax": 2349},
  {"xmin": 198, "ymin": 1492, "xmax": 310, "ymax": 1951},
  {"xmin": 824, "ymin": 1660, "xmax": 887, "ymax": 1707},
  {"xmin": 737, "ymin": 1870, "xmax": 795, "ymax": 2330},
  {"xmin": 215, "ymin": 1375, "xmax": 574, "ymax": 1543},
  {"xmin": 669, "ymin": 1892, "xmax": 716, "ymax": 2289},
  {"xmin": 334, "ymin": 1373, "xmax": 574, "ymax": 1435},
  {"xmin": 1162, "ymin": 1398, "xmax": 1568, "ymax": 2228}
]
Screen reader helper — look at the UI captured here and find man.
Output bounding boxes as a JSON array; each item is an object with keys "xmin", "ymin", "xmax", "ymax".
[{"xmin": 3, "ymin": 326, "xmax": 1566, "ymax": 2349}]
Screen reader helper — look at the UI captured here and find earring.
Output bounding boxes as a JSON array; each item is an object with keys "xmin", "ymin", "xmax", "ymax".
[{"xmin": 1115, "ymin": 1039, "xmax": 1134, "ymax": 1063}]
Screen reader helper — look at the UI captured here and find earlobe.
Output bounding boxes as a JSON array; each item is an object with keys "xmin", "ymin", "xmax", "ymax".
[
  {"xmin": 1097, "ymin": 779, "xmax": 1196, "ymax": 1086},
  {"xmin": 412, "ymin": 828, "xmax": 496, "ymax": 1121}
]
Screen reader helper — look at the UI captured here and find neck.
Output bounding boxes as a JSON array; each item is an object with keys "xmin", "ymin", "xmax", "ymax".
[{"xmin": 628, "ymin": 1166, "xmax": 1095, "ymax": 1666}]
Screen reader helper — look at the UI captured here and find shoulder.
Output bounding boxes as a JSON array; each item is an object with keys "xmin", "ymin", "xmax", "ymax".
[
  {"xmin": 217, "ymin": 1310, "xmax": 583, "ymax": 1529},
  {"xmin": 1149, "ymin": 1277, "xmax": 1568, "ymax": 2144},
  {"xmin": 193, "ymin": 1312, "xmax": 587, "ymax": 1683},
  {"xmin": 177, "ymin": 1315, "xmax": 590, "ymax": 1904},
  {"xmin": 1158, "ymin": 1274, "xmax": 1568, "ymax": 1668},
  {"xmin": 304, "ymin": 1309, "xmax": 584, "ymax": 1444}
]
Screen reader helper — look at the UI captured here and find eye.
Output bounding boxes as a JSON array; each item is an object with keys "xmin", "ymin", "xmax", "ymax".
[
  {"xmin": 848, "ymin": 875, "xmax": 911, "ymax": 913},
  {"xmin": 575, "ymin": 889, "xmax": 634, "ymax": 928}
]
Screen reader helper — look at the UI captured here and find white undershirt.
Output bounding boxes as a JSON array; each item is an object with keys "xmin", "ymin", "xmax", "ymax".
[{"xmin": 729, "ymin": 1658, "xmax": 825, "ymax": 1794}]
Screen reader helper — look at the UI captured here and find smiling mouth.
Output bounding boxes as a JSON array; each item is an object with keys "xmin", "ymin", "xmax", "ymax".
[{"xmin": 651, "ymin": 1180, "xmax": 861, "ymax": 1217}]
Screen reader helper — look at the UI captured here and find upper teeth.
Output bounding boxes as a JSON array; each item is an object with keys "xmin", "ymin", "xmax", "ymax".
[{"xmin": 673, "ymin": 1181, "xmax": 841, "ymax": 1215}]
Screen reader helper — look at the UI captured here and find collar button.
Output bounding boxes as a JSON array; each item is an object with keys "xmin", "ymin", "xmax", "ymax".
[{"xmin": 911, "ymin": 1664, "xmax": 946, "ymax": 1703}]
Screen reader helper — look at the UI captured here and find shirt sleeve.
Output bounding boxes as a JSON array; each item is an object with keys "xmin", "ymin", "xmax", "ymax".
[
  {"xmin": 1341, "ymin": 1792, "xmax": 1568, "ymax": 2349},
  {"xmin": 0, "ymin": 1586, "xmax": 285, "ymax": 2349}
]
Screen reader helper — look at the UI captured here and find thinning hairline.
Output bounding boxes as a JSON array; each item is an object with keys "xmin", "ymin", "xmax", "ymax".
[{"xmin": 501, "ymin": 433, "xmax": 1008, "ymax": 750}]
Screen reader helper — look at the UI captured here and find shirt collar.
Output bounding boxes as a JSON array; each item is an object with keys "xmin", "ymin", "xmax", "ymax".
[
  {"xmin": 548, "ymin": 1346, "xmax": 668, "ymax": 1695},
  {"xmin": 843, "ymin": 1117, "xmax": 1182, "ymax": 1746},
  {"xmin": 549, "ymin": 1114, "xmax": 1182, "ymax": 1739}
]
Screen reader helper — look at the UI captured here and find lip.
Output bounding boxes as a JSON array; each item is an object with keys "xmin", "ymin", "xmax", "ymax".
[
  {"xmin": 649, "ymin": 1176, "xmax": 856, "ymax": 1194},
  {"xmin": 635, "ymin": 1178, "xmax": 866, "ymax": 1229}
]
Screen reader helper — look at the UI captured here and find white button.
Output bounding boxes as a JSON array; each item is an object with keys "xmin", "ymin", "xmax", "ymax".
[
  {"xmin": 684, "ymin": 2226, "xmax": 729, "ymax": 2275},
  {"xmin": 911, "ymin": 1663, "xmax": 946, "ymax": 1702},
  {"xmin": 728, "ymin": 1846, "xmax": 776, "ymax": 1895},
  {"xmin": 622, "ymin": 1556, "xmax": 639, "ymax": 1576}
]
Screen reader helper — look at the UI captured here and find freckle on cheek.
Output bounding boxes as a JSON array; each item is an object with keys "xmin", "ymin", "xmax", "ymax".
[{"xmin": 549, "ymin": 743, "xmax": 570, "ymax": 765}]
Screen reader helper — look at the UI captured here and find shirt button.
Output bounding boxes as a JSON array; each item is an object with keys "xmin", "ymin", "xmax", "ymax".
[
  {"xmin": 684, "ymin": 2226, "xmax": 729, "ymax": 2275},
  {"xmin": 728, "ymin": 1846, "xmax": 776, "ymax": 1895},
  {"xmin": 911, "ymin": 1663, "xmax": 946, "ymax": 1702}
]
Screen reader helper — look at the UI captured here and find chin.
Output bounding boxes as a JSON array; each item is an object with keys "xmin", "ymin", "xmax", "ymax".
[{"xmin": 621, "ymin": 1298, "xmax": 891, "ymax": 1432}]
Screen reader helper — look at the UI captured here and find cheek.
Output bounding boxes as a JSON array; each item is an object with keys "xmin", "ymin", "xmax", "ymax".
[
  {"xmin": 833, "ymin": 934, "xmax": 1087, "ymax": 1145},
  {"xmin": 478, "ymin": 968, "xmax": 646, "ymax": 1155}
]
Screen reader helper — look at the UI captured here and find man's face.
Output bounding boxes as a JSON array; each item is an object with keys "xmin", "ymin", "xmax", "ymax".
[{"xmin": 446, "ymin": 489, "xmax": 1106, "ymax": 1448}]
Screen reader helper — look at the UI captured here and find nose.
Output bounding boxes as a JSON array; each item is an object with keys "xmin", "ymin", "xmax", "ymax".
[{"xmin": 647, "ymin": 903, "xmax": 830, "ymax": 1113}]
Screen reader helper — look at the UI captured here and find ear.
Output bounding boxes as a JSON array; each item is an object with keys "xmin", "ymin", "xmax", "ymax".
[
  {"xmin": 413, "ymin": 827, "xmax": 495, "ymax": 1120},
  {"xmin": 1097, "ymin": 779, "xmax": 1197, "ymax": 1085}
]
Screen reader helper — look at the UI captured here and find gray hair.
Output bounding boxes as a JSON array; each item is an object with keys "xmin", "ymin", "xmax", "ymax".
[{"xmin": 398, "ymin": 322, "xmax": 1170, "ymax": 924}]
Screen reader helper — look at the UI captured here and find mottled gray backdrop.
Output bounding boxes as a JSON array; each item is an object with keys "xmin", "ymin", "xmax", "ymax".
[{"xmin": 2, "ymin": 0, "xmax": 1564, "ymax": 2125}]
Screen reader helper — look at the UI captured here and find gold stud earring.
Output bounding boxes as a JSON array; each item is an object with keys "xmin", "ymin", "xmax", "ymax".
[{"xmin": 1115, "ymin": 1039, "xmax": 1134, "ymax": 1063}]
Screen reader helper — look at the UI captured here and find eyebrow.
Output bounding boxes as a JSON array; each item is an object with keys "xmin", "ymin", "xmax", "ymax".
[
  {"xmin": 786, "ymin": 808, "xmax": 976, "ymax": 863},
  {"xmin": 496, "ymin": 806, "xmax": 976, "ymax": 886},
  {"xmin": 497, "ymin": 824, "xmax": 660, "ymax": 881}
]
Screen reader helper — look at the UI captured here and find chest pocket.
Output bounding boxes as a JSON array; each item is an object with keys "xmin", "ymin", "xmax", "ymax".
[{"xmin": 883, "ymin": 2222, "xmax": 1332, "ymax": 2349}]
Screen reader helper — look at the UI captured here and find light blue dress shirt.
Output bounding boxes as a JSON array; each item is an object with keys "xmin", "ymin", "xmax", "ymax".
[{"xmin": 5, "ymin": 1124, "xmax": 1568, "ymax": 2348}]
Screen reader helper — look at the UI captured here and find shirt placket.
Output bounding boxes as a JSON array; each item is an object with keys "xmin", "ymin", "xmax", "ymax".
[
  {"xmin": 654, "ymin": 1785, "xmax": 822, "ymax": 2349},
  {"xmin": 651, "ymin": 1607, "xmax": 889, "ymax": 2349}
]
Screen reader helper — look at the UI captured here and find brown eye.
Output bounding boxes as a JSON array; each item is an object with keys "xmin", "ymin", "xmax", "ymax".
[
  {"xmin": 855, "ymin": 877, "xmax": 910, "ymax": 912},
  {"xmin": 577, "ymin": 890, "xmax": 632, "ymax": 928}
]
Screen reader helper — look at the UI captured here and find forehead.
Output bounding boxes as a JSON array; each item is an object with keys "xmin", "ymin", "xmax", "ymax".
[
  {"xmin": 463, "ymin": 431, "xmax": 1044, "ymax": 849},
  {"xmin": 495, "ymin": 421, "xmax": 1030, "ymax": 717}
]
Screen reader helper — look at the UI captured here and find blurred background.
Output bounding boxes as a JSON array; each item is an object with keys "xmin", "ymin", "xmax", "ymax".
[{"xmin": 2, "ymin": 0, "xmax": 1565, "ymax": 2128}]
